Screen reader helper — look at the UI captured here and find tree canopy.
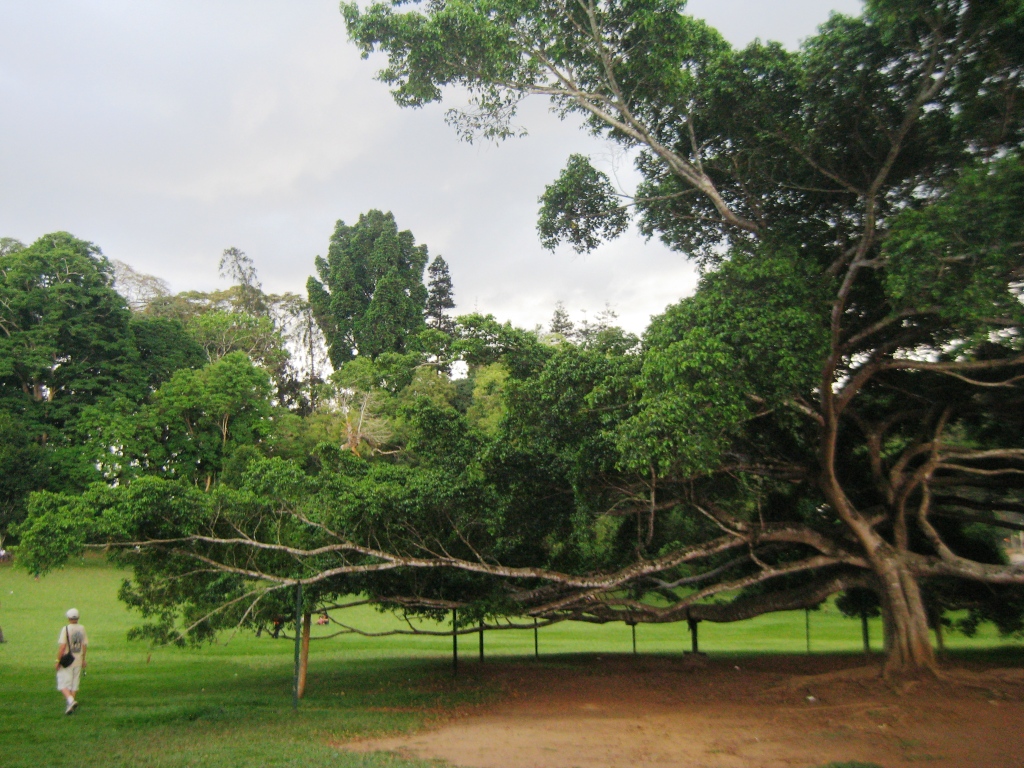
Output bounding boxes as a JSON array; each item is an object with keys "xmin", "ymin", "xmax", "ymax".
[
  {"xmin": 340, "ymin": 0, "xmax": 1024, "ymax": 674},
  {"xmin": 0, "ymin": 233, "xmax": 203, "ymax": 537},
  {"xmin": 307, "ymin": 210, "xmax": 430, "ymax": 365}
]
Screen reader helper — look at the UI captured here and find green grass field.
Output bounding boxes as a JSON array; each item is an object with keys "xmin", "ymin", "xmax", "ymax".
[{"xmin": 1, "ymin": 554, "xmax": 1020, "ymax": 768}]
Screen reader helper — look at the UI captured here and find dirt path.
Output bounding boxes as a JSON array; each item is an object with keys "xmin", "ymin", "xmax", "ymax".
[{"xmin": 342, "ymin": 654, "xmax": 1024, "ymax": 768}]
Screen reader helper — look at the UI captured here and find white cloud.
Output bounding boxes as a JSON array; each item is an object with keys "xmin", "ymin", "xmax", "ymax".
[{"xmin": 0, "ymin": 0, "xmax": 863, "ymax": 336}]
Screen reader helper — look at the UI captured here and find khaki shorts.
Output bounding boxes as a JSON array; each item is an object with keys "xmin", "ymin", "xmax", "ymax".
[{"xmin": 56, "ymin": 665, "xmax": 82, "ymax": 691}]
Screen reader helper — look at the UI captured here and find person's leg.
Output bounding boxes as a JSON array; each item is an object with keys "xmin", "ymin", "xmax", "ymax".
[
  {"xmin": 56, "ymin": 667, "xmax": 79, "ymax": 713},
  {"xmin": 57, "ymin": 668, "xmax": 74, "ymax": 711},
  {"xmin": 68, "ymin": 666, "xmax": 81, "ymax": 711},
  {"xmin": 59, "ymin": 687, "xmax": 77, "ymax": 712}
]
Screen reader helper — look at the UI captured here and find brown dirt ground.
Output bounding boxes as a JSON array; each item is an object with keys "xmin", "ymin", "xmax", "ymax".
[{"xmin": 341, "ymin": 654, "xmax": 1024, "ymax": 768}]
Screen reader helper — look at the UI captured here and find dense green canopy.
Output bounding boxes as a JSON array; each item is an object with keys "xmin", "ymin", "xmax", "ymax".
[
  {"xmin": 307, "ymin": 210, "xmax": 430, "ymax": 365},
  {"xmin": 341, "ymin": 0, "xmax": 1024, "ymax": 674},
  {"xmin": 0, "ymin": 233, "xmax": 204, "ymax": 537}
]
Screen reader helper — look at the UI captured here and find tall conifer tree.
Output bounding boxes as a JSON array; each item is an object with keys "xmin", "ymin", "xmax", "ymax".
[
  {"xmin": 307, "ymin": 210, "xmax": 429, "ymax": 365},
  {"xmin": 425, "ymin": 256, "xmax": 456, "ymax": 334},
  {"xmin": 548, "ymin": 301, "xmax": 574, "ymax": 338}
]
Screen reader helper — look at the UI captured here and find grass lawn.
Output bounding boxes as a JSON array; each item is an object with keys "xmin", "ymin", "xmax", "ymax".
[
  {"xmin": 1, "ymin": 554, "xmax": 1020, "ymax": 768},
  {"xmin": 0, "ymin": 556, "xmax": 475, "ymax": 768}
]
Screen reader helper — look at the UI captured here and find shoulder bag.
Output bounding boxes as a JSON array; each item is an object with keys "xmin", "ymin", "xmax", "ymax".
[{"xmin": 58, "ymin": 626, "xmax": 76, "ymax": 668}]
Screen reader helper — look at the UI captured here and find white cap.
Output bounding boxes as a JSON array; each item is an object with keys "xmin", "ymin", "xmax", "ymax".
[{"xmin": 66, "ymin": 608, "xmax": 80, "ymax": 620}]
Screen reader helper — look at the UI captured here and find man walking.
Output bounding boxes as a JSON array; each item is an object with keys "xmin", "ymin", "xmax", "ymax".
[{"xmin": 56, "ymin": 608, "xmax": 88, "ymax": 715}]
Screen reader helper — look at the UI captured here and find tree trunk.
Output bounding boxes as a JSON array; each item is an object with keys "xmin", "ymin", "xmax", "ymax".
[
  {"xmin": 297, "ymin": 612, "xmax": 311, "ymax": 698},
  {"xmin": 931, "ymin": 608, "xmax": 945, "ymax": 657},
  {"xmin": 874, "ymin": 556, "xmax": 936, "ymax": 676}
]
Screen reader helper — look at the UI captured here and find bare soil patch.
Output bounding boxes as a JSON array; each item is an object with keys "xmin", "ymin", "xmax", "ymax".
[{"xmin": 342, "ymin": 653, "xmax": 1024, "ymax": 768}]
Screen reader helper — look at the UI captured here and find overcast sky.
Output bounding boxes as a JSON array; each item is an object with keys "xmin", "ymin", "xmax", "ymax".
[{"xmin": 0, "ymin": 0, "xmax": 862, "ymax": 335}]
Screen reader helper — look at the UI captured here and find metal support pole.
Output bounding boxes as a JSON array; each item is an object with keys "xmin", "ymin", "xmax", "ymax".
[
  {"xmin": 293, "ymin": 580, "xmax": 302, "ymax": 710},
  {"xmin": 805, "ymin": 608, "xmax": 811, "ymax": 654},
  {"xmin": 452, "ymin": 609, "xmax": 458, "ymax": 676},
  {"xmin": 533, "ymin": 618, "xmax": 539, "ymax": 659},
  {"xmin": 479, "ymin": 620, "xmax": 484, "ymax": 663}
]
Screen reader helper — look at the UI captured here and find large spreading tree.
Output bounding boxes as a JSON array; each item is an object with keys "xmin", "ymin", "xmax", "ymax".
[
  {"xmin": 342, "ymin": 0, "xmax": 1024, "ymax": 673},
  {"xmin": 15, "ymin": 1, "xmax": 1024, "ymax": 681}
]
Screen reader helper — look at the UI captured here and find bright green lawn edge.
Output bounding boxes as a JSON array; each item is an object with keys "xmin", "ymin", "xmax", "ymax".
[{"xmin": 2, "ymin": 556, "xmax": 1020, "ymax": 768}]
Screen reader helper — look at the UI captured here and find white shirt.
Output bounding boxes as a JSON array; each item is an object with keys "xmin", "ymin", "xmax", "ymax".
[{"xmin": 58, "ymin": 625, "xmax": 88, "ymax": 668}]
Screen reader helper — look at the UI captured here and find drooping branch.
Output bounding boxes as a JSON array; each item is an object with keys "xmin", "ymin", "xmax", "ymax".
[
  {"xmin": 121, "ymin": 530, "xmax": 757, "ymax": 590},
  {"xmin": 909, "ymin": 551, "xmax": 1024, "ymax": 585},
  {"xmin": 526, "ymin": 567, "xmax": 871, "ymax": 625},
  {"xmin": 688, "ymin": 571, "xmax": 872, "ymax": 623}
]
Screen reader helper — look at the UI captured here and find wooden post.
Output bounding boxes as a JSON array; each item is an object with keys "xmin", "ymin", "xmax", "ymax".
[
  {"xmin": 479, "ymin": 619, "xmax": 484, "ymax": 662},
  {"xmin": 297, "ymin": 612, "xmax": 311, "ymax": 699},
  {"xmin": 292, "ymin": 581, "xmax": 302, "ymax": 710},
  {"xmin": 932, "ymin": 608, "xmax": 946, "ymax": 656},
  {"xmin": 687, "ymin": 618, "xmax": 699, "ymax": 654},
  {"xmin": 452, "ymin": 609, "xmax": 458, "ymax": 676},
  {"xmin": 533, "ymin": 618, "xmax": 539, "ymax": 659}
]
